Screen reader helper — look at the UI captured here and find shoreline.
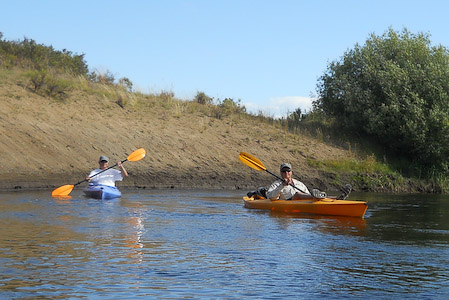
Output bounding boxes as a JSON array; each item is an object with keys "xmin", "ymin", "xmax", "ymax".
[{"xmin": 0, "ymin": 173, "xmax": 267, "ymax": 193}]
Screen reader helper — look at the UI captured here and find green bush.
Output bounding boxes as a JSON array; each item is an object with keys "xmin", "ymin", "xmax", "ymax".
[
  {"xmin": 194, "ymin": 91, "xmax": 213, "ymax": 105},
  {"xmin": 0, "ymin": 33, "xmax": 88, "ymax": 76},
  {"xmin": 26, "ymin": 69, "xmax": 48, "ymax": 92},
  {"xmin": 26, "ymin": 69, "xmax": 72, "ymax": 99},
  {"xmin": 118, "ymin": 77, "xmax": 133, "ymax": 92},
  {"xmin": 315, "ymin": 27, "xmax": 449, "ymax": 177},
  {"xmin": 89, "ymin": 70, "xmax": 115, "ymax": 85},
  {"xmin": 44, "ymin": 76, "xmax": 72, "ymax": 99}
]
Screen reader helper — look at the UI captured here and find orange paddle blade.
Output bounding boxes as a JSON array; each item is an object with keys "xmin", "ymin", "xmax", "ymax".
[
  {"xmin": 239, "ymin": 152, "xmax": 266, "ymax": 171},
  {"xmin": 52, "ymin": 184, "xmax": 75, "ymax": 196},
  {"xmin": 127, "ymin": 148, "xmax": 146, "ymax": 162}
]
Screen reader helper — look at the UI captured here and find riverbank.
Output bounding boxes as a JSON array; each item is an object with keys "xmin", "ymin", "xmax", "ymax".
[{"xmin": 0, "ymin": 69, "xmax": 428, "ymax": 193}]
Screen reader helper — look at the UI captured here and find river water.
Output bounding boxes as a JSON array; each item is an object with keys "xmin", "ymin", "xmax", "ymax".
[{"xmin": 0, "ymin": 189, "xmax": 448, "ymax": 299}]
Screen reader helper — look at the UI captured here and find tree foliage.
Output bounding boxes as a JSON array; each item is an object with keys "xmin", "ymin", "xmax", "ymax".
[{"xmin": 315, "ymin": 28, "xmax": 449, "ymax": 177}]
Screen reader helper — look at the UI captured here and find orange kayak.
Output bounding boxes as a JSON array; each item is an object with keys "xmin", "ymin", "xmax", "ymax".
[{"xmin": 243, "ymin": 196, "xmax": 368, "ymax": 218}]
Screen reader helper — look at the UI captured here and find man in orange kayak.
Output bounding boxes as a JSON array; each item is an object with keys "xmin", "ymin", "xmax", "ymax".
[
  {"xmin": 264, "ymin": 162, "xmax": 352, "ymax": 200},
  {"xmin": 266, "ymin": 163, "xmax": 312, "ymax": 200},
  {"xmin": 86, "ymin": 155, "xmax": 128, "ymax": 187}
]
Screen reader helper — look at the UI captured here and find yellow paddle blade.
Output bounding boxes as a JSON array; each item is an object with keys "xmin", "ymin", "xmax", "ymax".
[
  {"xmin": 127, "ymin": 148, "xmax": 146, "ymax": 162},
  {"xmin": 239, "ymin": 152, "xmax": 267, "ymax": 171},
  {"xmin": 52, "ymin": 184, "xmax": 74, "ymax": 196}
]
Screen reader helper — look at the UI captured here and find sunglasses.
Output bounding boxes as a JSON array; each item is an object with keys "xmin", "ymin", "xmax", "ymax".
[
  {"xmin": 100, "ymin": 160, "xmax": 109, "ymax": 163},
  {"xmin": 281, "ymin": 169, "xmax": 291, "ymax": 173}
]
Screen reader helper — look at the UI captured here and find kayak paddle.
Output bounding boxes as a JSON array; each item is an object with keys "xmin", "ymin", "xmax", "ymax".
[
  {"xmin": 239, "ymin": 152, "xmax": 311, "ymax": 195},
  {"xmin": 51, "ymin": 148, "xmax": 146, "ymax": 197}
]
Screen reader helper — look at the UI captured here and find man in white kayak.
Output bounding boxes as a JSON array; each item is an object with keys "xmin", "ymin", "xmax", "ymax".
[
  {"xmin": 87, "ymin": 155, "xmax": 128, "ymax": 187},
  {"xmin": 266, "ymin": 163, "xmax": 313, "ymax": 200}
]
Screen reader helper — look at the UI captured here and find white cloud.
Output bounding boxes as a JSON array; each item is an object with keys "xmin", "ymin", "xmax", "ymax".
[{"xmin": 244, "ymin": 96, "xmax": 316, "ymax": 119}]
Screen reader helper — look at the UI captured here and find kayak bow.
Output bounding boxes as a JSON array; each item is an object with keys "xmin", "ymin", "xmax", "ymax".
[{"xmin": 83, "ymin": 184, "xmax": 122, "ymax": 200}]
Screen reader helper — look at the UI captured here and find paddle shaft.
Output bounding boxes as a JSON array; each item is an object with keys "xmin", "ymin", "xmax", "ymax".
[{"xmin": 73, "ymin": 158, "xmax": 128, "ymax": 186}]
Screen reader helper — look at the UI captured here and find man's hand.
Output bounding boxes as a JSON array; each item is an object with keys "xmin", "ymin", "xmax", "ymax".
[{"xmin": 283, "ymin": 178, "xmax": 293, "ymax": 186}]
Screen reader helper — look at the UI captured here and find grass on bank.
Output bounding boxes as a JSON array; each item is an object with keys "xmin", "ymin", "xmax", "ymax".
[{"xmin": 307, "ymin": 155, "xmax": 409, "ymax": 192}]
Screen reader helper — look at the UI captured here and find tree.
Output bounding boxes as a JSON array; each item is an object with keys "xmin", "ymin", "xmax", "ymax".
[{"xmin": 315, "ymin": 28, "xmax": 449, "ymax": 177}]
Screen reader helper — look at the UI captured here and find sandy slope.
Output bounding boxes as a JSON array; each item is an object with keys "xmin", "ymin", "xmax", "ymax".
[{"xmin": 0, "ymin": 74, "xmax": 352, "ymax": 192}]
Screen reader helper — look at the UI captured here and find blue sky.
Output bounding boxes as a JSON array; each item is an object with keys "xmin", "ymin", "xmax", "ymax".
[{"xmin": 2, "ymin": 0, "xmax": 449, "ymax": 117}]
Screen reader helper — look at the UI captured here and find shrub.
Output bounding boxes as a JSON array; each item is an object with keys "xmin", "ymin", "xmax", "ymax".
[
  {"xmin": 118, "ymin": 77, "xmax": 133, "ymax": 92},
  {"xmin": 0, "ymin": 33, "xmax": 88, "ymax": 76},
  {"xmin": 44, "ymin": 76, "xmax": 72, "ymax": 99},
  {"xmin": 194, "ymin": 91, "xmax": 213, "ymax": 105},
  {"xmin": 89, "ymin": 70, "xmax": 115, "ymax": 85},
  {"xmin": 26, "ymin": 69, "xmax": 71, "ymax": 99},
  {"xmin": 220, "ymin": 98, "xmax": 246, "ymax": 113},
  {"xmin": 26, "ymin": 69, "xmax": 48, "ymax": 92}
]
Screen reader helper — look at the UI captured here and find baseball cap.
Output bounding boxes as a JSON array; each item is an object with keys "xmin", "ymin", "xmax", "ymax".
[
  {"xmin": 99, "ymin": 155, "xmax": 109, "ymax": 162},
  {"xmin": 280, "ymin": 163, "xmax": 292, "ymax": 171}
]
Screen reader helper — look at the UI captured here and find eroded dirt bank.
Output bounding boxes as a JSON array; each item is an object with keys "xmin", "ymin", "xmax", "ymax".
[{"xmin": 0, "ymin": 76, "xmax": 374, "ymax": 194}]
